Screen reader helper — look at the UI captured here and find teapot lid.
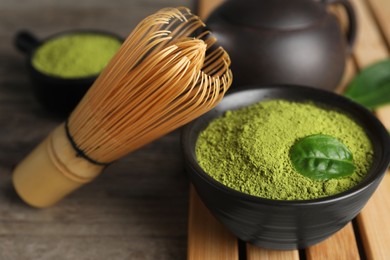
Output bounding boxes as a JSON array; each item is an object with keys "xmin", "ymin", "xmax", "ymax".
[{"xmin": 213, "ymin": 0, "xmax": 326, "ymax": 30}]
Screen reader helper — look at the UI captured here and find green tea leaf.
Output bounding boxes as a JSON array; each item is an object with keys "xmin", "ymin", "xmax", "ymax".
[
  {"xmin": 345, "ymin": 59, "xmax": 390, "ymax": 110},
  {"xmin": 289, "ymin": 134, "xmax": 355, "ymax": 180}
]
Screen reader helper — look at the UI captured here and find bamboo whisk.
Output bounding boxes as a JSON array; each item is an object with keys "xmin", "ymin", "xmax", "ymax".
[{"xmin": 12, "ymin": 7, "xmax": 232, "ymax": 208}]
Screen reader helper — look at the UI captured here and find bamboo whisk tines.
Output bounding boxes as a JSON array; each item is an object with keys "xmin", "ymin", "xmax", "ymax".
[{"xmin": 69, "ymin": 7, "xmax": 232, "ymax": 163}]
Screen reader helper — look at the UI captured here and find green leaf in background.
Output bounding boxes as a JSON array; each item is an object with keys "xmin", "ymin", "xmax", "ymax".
[
  {"xmin": 289, "ymin": 134, "xmax": 355, "ymax": 180},
  {"xmin": 344, "ymin": 59, "xmax": 390, "ymax": 110}
]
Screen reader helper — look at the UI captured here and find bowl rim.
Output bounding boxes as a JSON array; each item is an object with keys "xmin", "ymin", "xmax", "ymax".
[{"xmin": 181, "ymin": 85, "xmax": 390, "ymax": 206}]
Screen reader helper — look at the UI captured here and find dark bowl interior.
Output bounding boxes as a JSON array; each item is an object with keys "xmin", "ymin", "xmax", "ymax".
[
  {"xmin": 14, "ymin": 30, "xmax": 124, "ymax": 117},
  {"xmin": 181, "ymin": 85, "xmax": 390, "ymax": 250}
]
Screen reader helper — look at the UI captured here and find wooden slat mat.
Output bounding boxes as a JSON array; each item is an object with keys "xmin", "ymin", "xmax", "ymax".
[{"xmin": 188, "ymin": 0, "xmax": 390, "ymax": 259}]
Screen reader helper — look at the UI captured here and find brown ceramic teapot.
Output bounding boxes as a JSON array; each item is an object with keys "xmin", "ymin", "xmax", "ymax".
[{"xmin": 206, "ymin": 0, "xmax": 357, "ymax": 91}]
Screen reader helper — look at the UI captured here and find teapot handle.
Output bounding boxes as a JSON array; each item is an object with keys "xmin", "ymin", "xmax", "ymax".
[{"xmin": 323, "ymin": 0, "xmax": 357, "ymax": 54}]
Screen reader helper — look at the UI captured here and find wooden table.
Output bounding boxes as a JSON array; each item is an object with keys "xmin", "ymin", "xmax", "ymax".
[
  {"xmin": 189, "ymin": 0, "xmax": 390, "ymax": 259},
  {"xmin": 0, "ymin": 1, "xmax": 189, "ymax": 259},
  {"xmin": 1, "ymin": 0, "xmax": 389, "ymax": 259}
]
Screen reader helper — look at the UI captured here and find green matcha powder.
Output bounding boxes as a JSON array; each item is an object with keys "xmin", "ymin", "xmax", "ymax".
[
  {"xmin": 32, "ymin": 33, "xmax": 122, "ymax": 78},
  {"xmin": 196, "ymin": 100, "xmax": 374, "ymax": 200}
]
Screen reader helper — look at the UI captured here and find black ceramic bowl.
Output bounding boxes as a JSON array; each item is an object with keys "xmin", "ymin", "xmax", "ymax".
[
  {"xmin": 181, "ymin": 85, "xmax": 390, "ymax": 250},
  {"xmin": 14, "ymin": 30, "xmax": 123, "ymax": 116}
]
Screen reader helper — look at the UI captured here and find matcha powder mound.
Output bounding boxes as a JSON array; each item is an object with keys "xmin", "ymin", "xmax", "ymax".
[
  {"xmin": 32, "ymin": 33, "xmax": 122, "ymax": 78},
  {"xmin": 195, "ymin": 100, "xmax": 374, "ymax": 200}
]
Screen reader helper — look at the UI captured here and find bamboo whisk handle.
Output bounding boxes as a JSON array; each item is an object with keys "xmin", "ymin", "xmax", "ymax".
[{"xmin": 12, "ymin": 123, "xmax": 104, "ymax": 208}]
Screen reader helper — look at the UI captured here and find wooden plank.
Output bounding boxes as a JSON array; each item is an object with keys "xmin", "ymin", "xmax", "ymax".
[
  {"xmin": 357, "ymin": 172, "xmax": 390, "ymax": 260},
  {"xmin": 348, "ymin": 0, "xmax": 390, "ymax": 259},
  {"xmin": 187, "ymin": 185, "xmax": 238, "ymax": 260},
  {"xmin": 246, "ymin": 244, "xmax": 299, "ymax": 260},
  {"xmin": 352, "ymin": 0, "xmax": 389, "ymax": 67},
  {"xmin": 332, "ymin": 5, "xmax": 358, "ymax": 94},
  {"xmin": 335, "ymin": 58, "xmax": 356, "ymax": 94},
  {"xmin": 306, "ymin": 223, "xmax": 360, "ymax": 260},
  {"xmin": 197, "ymin": 0, "xmax": 224, "ymax": 19},
  {"xmin": 367, "ymin": 0, "xmax": 390, "ymax": 46}
]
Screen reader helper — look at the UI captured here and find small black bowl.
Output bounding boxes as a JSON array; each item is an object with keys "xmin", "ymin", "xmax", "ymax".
[
  {"xmin": 14, "ymin": 30, "xmax": 123, "ymax": 117},
  {"xmin": 181, "ymin": 85, "xmax": 390, "ymax": 250}
]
